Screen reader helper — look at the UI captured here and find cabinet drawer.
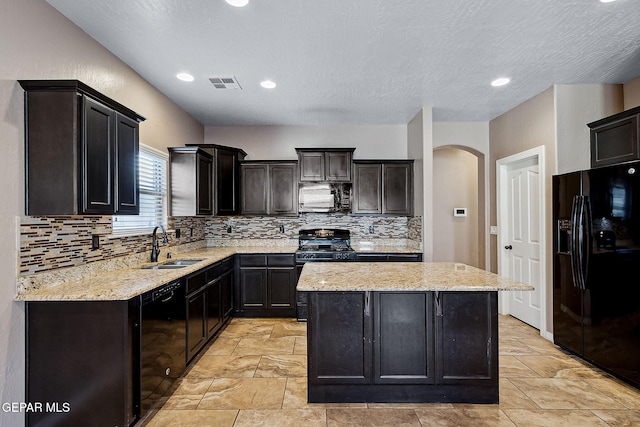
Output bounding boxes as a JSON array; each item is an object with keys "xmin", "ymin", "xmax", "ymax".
[
  {"xmin": 221, "ymin": 256, "xmax": 234, "ymax": 273},
  {"xmin": 267, "ymin": 254, "xmax": 295, "ymax": 267},
  {"xmin": 239, "ymin": 254, "xmax": 267, "ymax": 267},
  {"xmin": 206, "ymin": 262, "xmax": 222, "ymax": 283},
  {"xmin": 186, "ymin": 271, "xmax": 207, "ymax": 295}
]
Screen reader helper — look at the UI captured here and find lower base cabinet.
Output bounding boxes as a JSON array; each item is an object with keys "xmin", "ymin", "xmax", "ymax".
[
  {"xmin": 26, "ymin": 300, "xmax": 140, "ymax": 427},
  {"xmin": 186, "ymin": 257, "xmax": 234, "ymax": 362},
  {"xmin": 307, "ymin": 291, "xmax": 498, "ymax": 403},
  {"xmin": 235, "ymin": 254, "xmax": 296, "ymax": 317}
]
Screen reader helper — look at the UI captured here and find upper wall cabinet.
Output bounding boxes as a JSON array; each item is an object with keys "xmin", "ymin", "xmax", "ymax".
[
  {"xmin": 186, "ymin": 144, "xmax": 247, "ymax": 215},
  {"xmin": 588, "ymin": 106, "xmax": 640, "ymax": 168},
  {"xmin": 240, "ymin": 161, "xmax": 298, "ymax": 216},
  {"xmin": 296, "ymin": 148, "xmax": 355, "ymax": 182},
  {"xmin": 353, "ymin": 160, "xmax": 413, "ymax": 216},
  {"xmin": 169, "ymin": 147, "xmax": 214, "ymax": 216},
  {"xmin": 19, "ymin": 80, "xmax": 145, "ymax": 216}
]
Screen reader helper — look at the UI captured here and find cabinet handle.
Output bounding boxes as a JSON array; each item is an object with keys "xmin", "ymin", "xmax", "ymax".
[
  {"xmin": 435, "ymin": 291, "xmax": 443, "ymax": 317},
  {"xmin": 364, "ymin": 291, "xmax": 370, "ymax": 317}
]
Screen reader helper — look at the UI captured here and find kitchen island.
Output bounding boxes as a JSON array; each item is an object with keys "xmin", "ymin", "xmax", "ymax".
[{"xmin": 297, "ymin": 262, "xmax": 533, "ymax": 404}]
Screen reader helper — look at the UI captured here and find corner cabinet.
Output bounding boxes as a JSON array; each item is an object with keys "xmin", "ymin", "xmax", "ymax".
[
  {"xmin": 169, "ymin": 147, "xmax": 214, "ymax": 216},
  {"xmin": 307, "ymin": 291, "xmax": 498, "ymax": 403},
  {"xmin": 588, "ymin": 106, "xmax": 640, "ymax": 168},
  {"xmin": 296, "ymin": 148, "xmax": 355, "ymax": 182},
  {"xmin": 353, "ymin": 160, "xmax": 413, "ymax": 215},
  {"xmin": 186, "ymin": 144, "xmax": 247, "ymax": 215},
  {"xmin": 240, "ymin": 161, "xmax": 298, "ymax": 215},
  {"xmin": 19, "ymin": 80, "xmax": 145, "ymax": 215}
]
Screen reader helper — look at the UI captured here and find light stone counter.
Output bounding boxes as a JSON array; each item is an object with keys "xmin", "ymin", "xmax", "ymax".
[
  {"xmin": 297, "ymin": 262, "xmax": 534, "ymax": 292},
  {"xmin": 17, "ymin": 246, "xmax": 298, "ymax": 301}
]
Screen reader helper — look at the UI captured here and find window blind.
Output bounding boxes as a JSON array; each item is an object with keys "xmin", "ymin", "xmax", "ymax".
[{"xmin": 112, "ymin": 145, "xmax": 168, "ymax": 232}]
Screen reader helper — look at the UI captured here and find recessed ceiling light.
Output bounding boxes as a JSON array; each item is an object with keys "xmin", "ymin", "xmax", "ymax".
[
  {"xmin": 176, "ymin": 73, "xmax": 194, "ymax": 82},
  {"xmin": 226, "ymin": 0, "xmax": 249, "ymax": 7},
  {"xmin": 491, "ymin": 77, "xmax": 511, "ymax": 87},
  {"xmin": 260, "ymin": 80, "xmax": 276, "ymax": 89},
  {"xmin": 600, "ymin": 0, "xmax": 616, "ymax": 3}
]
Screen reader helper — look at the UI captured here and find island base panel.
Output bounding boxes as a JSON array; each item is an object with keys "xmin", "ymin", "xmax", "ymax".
[{"xmin": 308, "ymin": 384, "xmax": 498, "ymax": 404}]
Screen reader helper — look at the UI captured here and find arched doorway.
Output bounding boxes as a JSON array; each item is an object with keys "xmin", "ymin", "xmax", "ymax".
[{"xmin": 433, "ymin": 146, "xmax": 486, "ymax": 268}]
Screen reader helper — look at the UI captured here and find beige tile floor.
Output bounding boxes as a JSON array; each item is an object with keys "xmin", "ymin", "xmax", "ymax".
[{"xmin": 142, "ymin": 315, "xmax": 640, "ymax": 426}]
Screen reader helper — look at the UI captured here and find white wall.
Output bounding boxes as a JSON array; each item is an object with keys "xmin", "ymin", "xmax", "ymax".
[
  {"xmin": 205, "ymin": 125, "xmax": 408, "ymax": 160},
  {"xmin": 432, "ymin": 148, "xmax": 479, "ymax": 266},
  {"xmin": 555, "ymin": 84, "xmax": 623, "ymax": 174},
  {"xmin": 624, "ymin": 76, "xmax": 640, "ymax": 110},
  {"xmin": 0, "ymin": 2, "xmax": 204, "ymax": 425}
]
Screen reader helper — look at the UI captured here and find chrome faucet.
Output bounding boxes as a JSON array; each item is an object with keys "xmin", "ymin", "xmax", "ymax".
[{"xmin": 151, "ymin": 225, "xmax": 169, "ymax": 262}]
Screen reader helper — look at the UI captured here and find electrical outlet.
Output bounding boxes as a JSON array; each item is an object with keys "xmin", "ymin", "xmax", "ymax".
[
  {"xmin": 91, "ymin": 235, "xmax": 100, "ymax": 250},
  {"xmin": 490, "ymin": 226, "xmax": 498, "ymax": 235}
]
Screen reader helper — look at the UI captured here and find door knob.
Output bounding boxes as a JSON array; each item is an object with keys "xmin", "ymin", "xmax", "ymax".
[{"xmin": 504, "ymin": 245, "xmax": 513, "ymax": 250}]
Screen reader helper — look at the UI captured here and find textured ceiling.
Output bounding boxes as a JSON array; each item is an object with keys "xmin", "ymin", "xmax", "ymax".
[{"xmin": 47, "ymin": 0, "xmax": 640, "ymax": 126}]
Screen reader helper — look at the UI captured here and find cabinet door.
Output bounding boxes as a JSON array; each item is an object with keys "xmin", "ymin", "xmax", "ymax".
[
  {"xmin": 299, "ymin": 151, "xmax": 325, "ymax": 181},
  {"xmin": 326, "ymin": 151, "xmax": 352, "ymax": 182},
  {"xmin": 267, "ymin": 268, "xmax": 296, "ymax": 309},
  {"xmin": 220, "ymin": 270, "xmax": 234, "ymax": 320},
  {"xmin": 308, "ymin": 292, "xmax": 372, "ymax": 384},
  {"xmin": 353, "ymin": 163, "xmax": 382, "ymax": 214},
  {"xmin": 435, "ymin": 292, "xmax": 497, "ymax": 385},
  {"xmin": 374, "ymin": 292, "xmax": 434, "ymax": 384},
  {"xmin": 383, "ymin": 163, "xmax": 412, "ymax": 215},
  {"xmin": 239, "ymin": 268, "xmax": 267, "ymax": 309},
  {"xmin": 186, "ymin": 291, "xmax": 207, "ymax": 362},
  {"xmin": 241, "ymin": 164, "xmax": 268, "ymax": 214},
  {"xmin": 82, "ymin": 96, "xmax": 115, "ymax": 214},
  {"xmin": 206, "ymin": 280, "xmax": 222, "ymax": 337},
  {"xmin": 269, "ymin": 163, "xmax": 297, "ymax": 214},
  {"xmin": 115, "ymin": 113, "xmax": 139, "ymax": 215},
  {"xmin": 591, "ymin": 114, "xmax": 640, "ymax": 168},
  {"xmin": 216, "ymin": 149, "xmax": 239, "ymax": 215},
  {"xmin": 197, "ymin": 153, "xmax": 214, "ymax": 215}
]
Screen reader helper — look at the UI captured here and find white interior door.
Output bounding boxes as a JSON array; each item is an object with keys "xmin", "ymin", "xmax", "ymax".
[{"xmin": 503, "ymin": 156, "xmax": 542, "ymax": 328}]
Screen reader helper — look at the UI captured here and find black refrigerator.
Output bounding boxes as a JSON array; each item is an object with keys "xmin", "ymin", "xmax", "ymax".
[{"xmin": 553, "ymin": 160, "xmax": 640, "ymax": 388}]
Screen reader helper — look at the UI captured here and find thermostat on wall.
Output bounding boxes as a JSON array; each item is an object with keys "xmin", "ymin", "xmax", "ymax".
[{"xmin": 453, "ymin": 208, "xmax": 467, "ymax": 217}]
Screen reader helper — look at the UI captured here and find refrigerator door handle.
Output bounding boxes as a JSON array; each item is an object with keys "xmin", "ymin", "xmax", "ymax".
[
  {"xmin": 581, "ymin": 196, "xmax": 592, "ymax": 289},
  {"xmin": 570, "ymin": 195, "xmax": 582, "ymax": 289}
]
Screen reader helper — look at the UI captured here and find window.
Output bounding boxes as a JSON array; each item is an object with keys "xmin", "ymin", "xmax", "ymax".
[{"xmin": 113, "ymin": 145, "xmax": 168, "ymax": 232}]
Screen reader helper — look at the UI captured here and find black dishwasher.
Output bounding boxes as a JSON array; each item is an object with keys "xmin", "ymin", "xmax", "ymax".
[{"xmin": 140, "ymin": 279, "xmax": 186, "ymax": 417}]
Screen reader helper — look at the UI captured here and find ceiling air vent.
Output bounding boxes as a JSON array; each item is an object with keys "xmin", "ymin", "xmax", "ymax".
[{"xmin": 209, "ymin": 76, "xmax": 242, "ymax": 90}]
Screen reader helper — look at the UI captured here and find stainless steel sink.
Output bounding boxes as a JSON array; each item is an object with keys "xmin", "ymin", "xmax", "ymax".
[
  {"xmin": 140, "ymin": 259, "xmax": 205, "ymax": 269},
  {"xmin": 162, "ymin": 259, "xmax": 204, "ymax": 266}
]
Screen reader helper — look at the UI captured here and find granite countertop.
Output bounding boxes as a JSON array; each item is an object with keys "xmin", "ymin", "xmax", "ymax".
[
  {"xmin": 16, "ymin": 241, "xmax": 424, "ymax": 302},
  {"xmin": 296, "ymin": 262, "xmax": 534, "ymax": 292},
  {"xmin": 16, "ymin": 246, "xmax": 298, "ymax": 302}
]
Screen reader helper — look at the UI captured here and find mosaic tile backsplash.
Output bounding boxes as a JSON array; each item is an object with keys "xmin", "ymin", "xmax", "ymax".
[{"xmin": 20, "ymin": 214, "xmax": 422, "ymax": 276}]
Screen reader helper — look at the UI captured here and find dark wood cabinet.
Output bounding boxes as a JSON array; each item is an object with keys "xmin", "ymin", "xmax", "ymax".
[
  {"xmin": 186, "ymin": 271, "xmax": 208, "ymax": 362},
  {"xmin": 19, "ymin": 80, "xmax": 144, "ymax": 215},
  {"xmin": 26, "ymin": 300, "xmax": 140, "ymax": 427},
  {"xmin": 236, "ymin": 254, "xmax": 297, "ymax": 316},
  {"xmin": 435, "ymin": 292, "xmax": 497, "ymax": 385},
  {"xmin": 588, "ymin": 106, "xmax": 640, "ymax": 168},
  {"xmin": 308, "ymin": 292, "xmax": 371, "ymax": 384},
  {"xmin": 169, "ymin": 147, "xmax": 214, "ymax": 216},
  {"xmin": 296, "ymin": 148, "xmax": 355, "ymax": 182},
  {"xmin": 353, "ymin": 160, "xmax": 413, "ymax": 215},
  {"xmin": 240, "ymin": 161, "xmax": 298, "ymax": 215},
  {"xmin": 307, "ymin": 290, "xmax": 498, "ymax": 403},
  {"xmin": 186, "ymin": 144, "xmax": 247, "ymax": 215},
  {"xmin": 186, "ymin": 258, "xmax": 234, "ymax": 362},
  {"xmin": 356, "ymin": 253, "xmax": 423, "ymax": 262}
]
